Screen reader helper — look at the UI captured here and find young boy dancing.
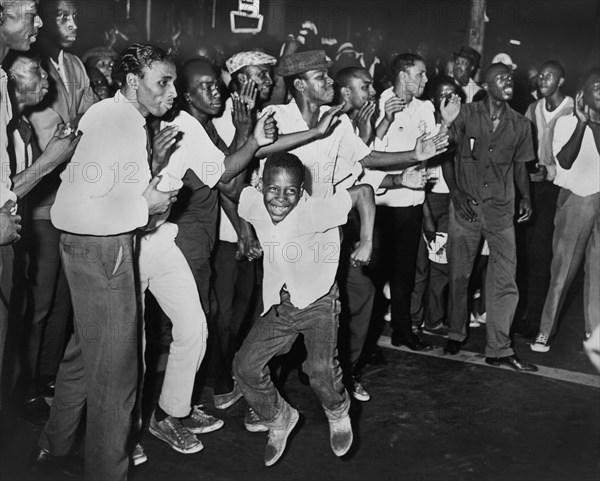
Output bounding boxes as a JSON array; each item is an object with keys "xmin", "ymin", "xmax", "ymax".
[{"xmin": 233, "ymin": 152, "xmax": 375, "ymax": 466}]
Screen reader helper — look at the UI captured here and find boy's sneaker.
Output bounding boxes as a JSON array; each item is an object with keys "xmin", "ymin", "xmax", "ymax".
[
  {"xmin": 131, "ymin": 443, "xmax": 147, "ymax": 466},
  {"xmin": 422, "ymin": 324, "xmax": 449, "ymax": 338},
  {"xmin": 182, "ymin": 405, "xmax": 224, "ymax": 434},
  {"xmin": 213, "ymin": 382, "xmax": 243, "ymax": 410},
  {"xmin": 349, "ymin": 378, "xmax": 370, "ymax": 402},
  {"xmin": 149, "ymin": 414, "xmax": 204, "ymax": 454},
  {"xmin": 264, "ymin": 408, "xmax": 299, "ymax": 467},
  {"xmin": 245, "ymin": 406, "xmax": 268, "ymax": 432},
  {"xmin": 530, "ymin": 333, "xmax": 550, "ymax": 352},
  {"xmin": 469, "ymin": 313, "xmax": 481, "ymax": 327},
  {"xmin": 329, "ymin": 415, "xmax": 353, "ymax": 457}
]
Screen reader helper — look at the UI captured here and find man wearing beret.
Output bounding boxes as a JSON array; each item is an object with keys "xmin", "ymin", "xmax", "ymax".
[{"xmin": 453, "ymin": 46, "xmax": 482, "ymax": 104}]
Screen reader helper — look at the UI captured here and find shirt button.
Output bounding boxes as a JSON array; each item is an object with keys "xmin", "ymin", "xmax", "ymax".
[
  {"xmin": 489, "ymin": 148, "xmax": 493, "ymax": 152},
  {"xmin": 484, "ymin": 183, "xmax": 488, "ymax": 187}
]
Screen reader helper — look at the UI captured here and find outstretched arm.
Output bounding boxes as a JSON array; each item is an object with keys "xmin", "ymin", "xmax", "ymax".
[
  {"xmin": 360, "ymin": 132, "xmax": 449, "ymax": 170},
  {"xmin": 254, "ymin": 104, "xmax": 344, "ymax": 158}
]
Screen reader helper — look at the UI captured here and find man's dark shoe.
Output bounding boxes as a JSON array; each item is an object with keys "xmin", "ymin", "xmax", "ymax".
[
  {"xmin": 391, "ymin": 332, "xmax": 432, "ymax": 351},
  {"xmin": 444, "ymin": 339, "xmax": 462, "ymax": 355},
  {"xmin": 32, "ymin": 448, "xmax": 83, "ymax": 478},
  {"xmin": 22, "ymin": 396, "xmax": 50, "ymax": 426},
  {"xmin": 485, "ymin": 355, "xmax": 538, "ymax": 372}
]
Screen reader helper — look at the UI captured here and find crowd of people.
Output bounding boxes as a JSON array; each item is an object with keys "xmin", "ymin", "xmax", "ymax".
[{"xmin": 1, "ymin": 1, "xmax": 599, "ymax": 480}]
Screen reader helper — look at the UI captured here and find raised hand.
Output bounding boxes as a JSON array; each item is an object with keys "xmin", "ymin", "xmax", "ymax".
[
  {"xmin": 414, "ymin": 132, "xmax": 449, "ymax": 161},
  {"xmin": 232, "ymin": 92, "xmax": 255, "ymax": 135},
  {"xmin": 355, "ymin": 101, "xmax": 376, "ymax": 141},
  {"xmin": 314, "ymin": 104, "xmax": 343, "ymax": 138},
  {"xmin": 152, "ymin": 125, "xmax": 179, "ymax": 173},
  {"xmin": 239, "ymin": 79, "xmax": 258, "ymax": 111},
  {"xmin": 253, "ymin": 110, "xmax": 278, "ymax": 146},
  {"xmin": 44, "ymin": 123, "xmax": 82, "ymax": 167},
  {"xmin": 440, "ymin": 93, "xmax": 461, "ymax": 126},
  {"xmin": 384, "ymin": 96, "xmax": 406, "ymax": 122},
  {"xmin": 575, "ymin": 90, "xmax": 590, "ymax": 125},
  {"xmin": 0, "ymin": 200, "xmax": 22, "ymax": 245}
]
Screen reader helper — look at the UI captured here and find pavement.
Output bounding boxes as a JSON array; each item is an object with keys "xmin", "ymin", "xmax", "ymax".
[{"xmin": 1, "ymin": 282, "xmax": 598, "ymax": 481}]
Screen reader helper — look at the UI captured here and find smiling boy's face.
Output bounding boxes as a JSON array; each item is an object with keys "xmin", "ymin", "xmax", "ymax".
[{"xmin": 261, "ymin": 167, "xmax": 303, "ymax": 224}]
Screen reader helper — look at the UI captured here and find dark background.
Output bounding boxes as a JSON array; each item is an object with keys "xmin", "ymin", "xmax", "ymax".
[{"xmin": 56, "ymin": 0, "xmax": 599, "ymax": 97}]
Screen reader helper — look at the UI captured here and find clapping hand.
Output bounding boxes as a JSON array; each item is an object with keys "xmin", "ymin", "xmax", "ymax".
[
  {"xmin": 440, "ymin": 93, "xmax": 461, "ymax": 126},
  {"xmin": 414, "ymin": 132, "xmax": 449, "ymax": 161}
]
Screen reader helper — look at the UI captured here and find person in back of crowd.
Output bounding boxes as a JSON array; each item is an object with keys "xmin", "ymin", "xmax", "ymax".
[{"xmin": 452, "ymin": 46, "xmax": 482, "ymax": 103}]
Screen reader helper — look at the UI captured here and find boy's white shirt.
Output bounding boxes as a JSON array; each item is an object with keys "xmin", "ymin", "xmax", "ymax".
[{"xmin": 238, "ymin": 186, "xmax": 352, "ymax": 313}]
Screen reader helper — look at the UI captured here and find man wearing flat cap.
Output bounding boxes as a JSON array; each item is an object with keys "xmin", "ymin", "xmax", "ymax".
[
  {"xmin": 258, "ymin": 50, "xmax": 449, "ymax": 198},
  {"xmin": 453, "ymin": 46, "xmax": 482, "ymax": 103}
]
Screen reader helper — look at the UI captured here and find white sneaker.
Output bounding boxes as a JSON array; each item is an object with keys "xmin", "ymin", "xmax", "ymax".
[
  {"xmin": 530, "ymin": 333, "xmax": 550, "ymax": 352},
  {"xmin": 245, "ymin": 406, "xmax": 268, "ymax": 433},
  {"xmin": 329, "ymin": 415, "xmax": 353, "ymax": 457},
  {"xmin": 149, "ymin": 414, "xmax": 204, "ymax": 454},
  {"xmin": 350, "ymin": 379, "xmax": 370, "ymax": 402},
  {"xmin": 131, "ymin": 443, "xmax": 147, "ymax": 466},
  {"xmin": 182, "ymin": 405, "xmax": 224, "ymax": 434}
]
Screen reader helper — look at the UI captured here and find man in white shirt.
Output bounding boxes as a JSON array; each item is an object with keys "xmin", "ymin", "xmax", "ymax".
[
  {"xmin": 372, "ymin": 53, "xmax": 456, "ymax": 351},
  {"xmin": 0, "ymin": 0, "xmax": 43, "ymax": 414},
  {"xmin": 39, "ymin": 44, "xmax": 179, "ymax": 481},
  {"xmin": 531, "ymin": 69, "xmax": 600, "ymax": 352},
  {"xmin": 334, "ymin": 66, "xmax": 432, "ymax": 400}
]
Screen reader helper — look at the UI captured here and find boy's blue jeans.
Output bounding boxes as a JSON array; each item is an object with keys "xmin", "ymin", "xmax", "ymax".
[{"xmin": 233, "ymin": 283, "xmax": 350, "ymax": 429}]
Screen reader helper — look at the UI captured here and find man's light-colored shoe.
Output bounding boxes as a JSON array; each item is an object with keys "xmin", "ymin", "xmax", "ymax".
[
  {"xmin": 530, "ymin": 333, "xmax": 550, "ymax": 353},
  {"xmin": 329, "ymin": 414, "xmax": 353, "ymax": 457},
  {"xmin": 214, "ymin": 382, "xmax": 243, "ymax": 410},
  {"xmin": 350, "ymin": 378, "xmax": 370, "ymax": 402},
  {"xmin": 245, "ymin": 406, "xmax": 268, "ymax": 433},
  {"xmin": 264, "ymin": 408, "xmax": 299, "ymax": 467},
  {"xmin": 132, "ymin": 443, "xmax": 147, "ymax": 466},
  {"xmin": 182, "ymin": 405, "xmax": 224, "ymax": 434},
  {"xmin": 149, "ymin": 414, "xmax": 204, "ymax": 454},
  {"xmin": 469, "ymin": 313, "xmax": 481, "ymax": 327}
]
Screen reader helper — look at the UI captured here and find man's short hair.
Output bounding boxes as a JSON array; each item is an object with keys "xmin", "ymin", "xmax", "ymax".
[
  {"xmin": 113, "ymin": 43, "xmax": 174, "ymax": 85},
  {"xmin": 263, "ymin": 152, "xmax": 305, "ymax": 185},
  {"xmin": 581, "ymin": 67, "xmax": 600, "ymax": 89},
  {"xmin": 540, "ymin": 60, "xmax": 566, "ymax": 79},
  {"xmin": 176, "ymin": 57, "xmax": 217, "ymax": 96},
  {"xmin": 390, "ymin": 53, "xmax": 424, "ymax": 80},
  {"xmin": 335, "ymin": 66, "xmax": 369, "ymax": 89},
  {"xmin": 2, "ymin": 45, "xmax": 40, "ymax": 73}
]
